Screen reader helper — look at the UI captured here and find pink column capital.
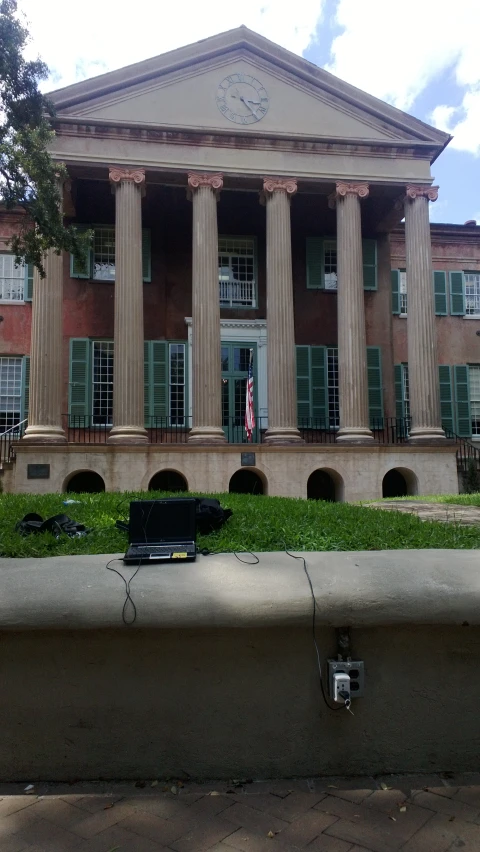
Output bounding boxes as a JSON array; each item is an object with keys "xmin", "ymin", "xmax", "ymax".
[
  {"xmin": 405, "ymin": 184, "xmax": 439, "ymax": 202},
  {"xmin": 187, "ymin": 172, "xmax": 223, "ymax": 197},
  {"xmin": 328, "ymin": 182, "xmax": 369, "ymax": 208},
  {"xmin": 262, "ymin": 177, "xmax": 297, "ymax": 196}
]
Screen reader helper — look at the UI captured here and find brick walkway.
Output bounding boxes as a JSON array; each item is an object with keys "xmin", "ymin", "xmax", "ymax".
[
  {"xmin": 0, "ymin": 773, "xmax": 479, "ymax": 851},
  {"xmin": 366, "ymin": 500, "xmax": 480, "ymax": 525}
]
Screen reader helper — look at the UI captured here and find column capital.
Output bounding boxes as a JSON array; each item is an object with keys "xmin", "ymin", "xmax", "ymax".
[
  {"xmin": 187, "ymin": 171, "xmax": 223, "ymax": 197},
  {"xmin": 109, "ymin": 168, "xmax": 146, "ymax": 194},
  {"xmin": 328, "ymin": 182, "xmax": 369, "ymax": 208},
  {"xmin": 405, "ymin": 184, "xmax": 439, "ymax": 202},
  {"xmin": 262, "ymin": 177, "xmax": 297, "ymax": 196}
]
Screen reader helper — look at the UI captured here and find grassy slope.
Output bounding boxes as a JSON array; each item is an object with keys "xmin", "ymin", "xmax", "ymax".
[
  {"xmin": 1, "ymin": 491, "xmax": 480, "ymax": 558},
  {"xmin": 377, "ymin": 493, "xmax": 480, "ymax": 506}
]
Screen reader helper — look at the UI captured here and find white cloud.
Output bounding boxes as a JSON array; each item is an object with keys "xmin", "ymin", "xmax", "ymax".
[
  {"xmin": 18, "ymin": 0, "xmax": 324, "ymax": 89},
  {"xmin": 326, "ymin": 0, "xmax": 480, "ymax": 155}
]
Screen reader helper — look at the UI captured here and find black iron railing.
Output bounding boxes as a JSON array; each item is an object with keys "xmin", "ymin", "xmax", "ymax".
[{"xmin": 0, "ymin": 420, "xmax": 27, "ymax": 463}]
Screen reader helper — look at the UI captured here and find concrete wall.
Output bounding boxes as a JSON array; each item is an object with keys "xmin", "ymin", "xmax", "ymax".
[
  {"xmin": 10, "ymin": 442, "xmax": 459, "ymax": 500},
  {"xmin": 0, "ymin": 549, "xmax": 478, "ymax": 780}
]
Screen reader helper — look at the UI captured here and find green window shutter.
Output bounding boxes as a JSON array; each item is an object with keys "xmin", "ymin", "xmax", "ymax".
[
  {"xmin": 306, "ymin": 238, "xmax": 324, "ymax": 289},
  {"xmin": 449, "ymin": 271, "xmax": 465, "ymax": 315},
  {"xmin": 438, "ymin": 366, "xmax": 454, "ymax": 434},
  {"xmin": 144, "ymin": 340, "xmax": 150, "ymax": 427},
  {"xmin": 69, "ymin": 338, "xmax": 91, "ymax": 421},
  {"xmin": 142, "ymin": 229, "xmax": 151, "ymax": 282},
  {"xmin": 367, "ymin": 346, "xmax": 383, "ymax": 427},
  {"xmin": 70, "ymin": 225, "xmax": 92, "ymax": 279},
  {"xmin": 152, "ymin": 341, "xmax": 168, "ymax": 419},
  {"xmin": 24, "ymin": 263, "xmax": 34, "ymax": 301},
  {"xmin": 363, "ymin": 239, "xmax": 377, "ymax": 290},
  {"xmin": 311, "ymin": 346, "xmax": 327, "ymax": 424},
  {"xmin": 434, "ymin": 271, "xmax": 447, "ymax": 315},
  {"xmin": 22, "ymin": 355, "xmax": 30, "ymax": 422},
  {"xmin": 394, "ymin": 364, "xmax": 404, "ymax": 420},
  {"xmin": 391, "ymin": 269, "xmax": 400, "ymax": 315},
  {"xmin": 296, "ymin": 345, "xmax": 311, "ymax": 422},
  {"xmin": 454, "ymin": 365, "xmax": 471, "ymax": 437}
]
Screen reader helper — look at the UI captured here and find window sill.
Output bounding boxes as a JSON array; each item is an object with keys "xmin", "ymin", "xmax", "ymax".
[
  {"xmin": 463, "ymin": 315, "xmax": 480, "ymax": 320},
  {"xmin": 0, "ymin": 299, "xmax": 25, "ymax": 305}
]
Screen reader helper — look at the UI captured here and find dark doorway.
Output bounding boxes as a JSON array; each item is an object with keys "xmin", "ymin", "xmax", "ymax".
[
  {"xmin": 382, "ymin": 469, "xmax": 408, "ymax": 498},
  {"xmin": 307, "ymin": 469, "xmax": 337, "ymax": 502},
  {"xmin": 229, "ymin": 469, "xmax": 264, "ymax": 495},
  {"xmin": 149, "ymin": 470, "xmax": 188, "ymax": 492},
  {"xmin": 66, "ymin": 471, "xmax": 105, "ymax": 493}
]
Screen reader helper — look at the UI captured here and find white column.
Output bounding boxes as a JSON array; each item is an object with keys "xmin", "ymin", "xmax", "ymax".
[
  {"xmin": 107, "ymin": 168, "xmax": 148, "ymax": 444},
  {"xmin": 331, "ymin": 181, "xmax": 374, "ymax": 443},
  {"xmin": 263, "ymin": 177, "xmax": 302, "ymax": 444},
  {"xmin": 404, "ymin": 184, "xmax": 445, "ymax": 441},
  {"xmin": 23, "ymin": 179, "xmax": 66, "ymax": 444},
  {"xmin": 187, "ymin": 172, "xmax": 226, "ymax": 444}
]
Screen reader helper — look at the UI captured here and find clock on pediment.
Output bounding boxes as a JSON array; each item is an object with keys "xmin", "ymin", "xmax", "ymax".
[{"xmin": 216, "ymin": 73, "xmax": 269, "ymax": 125}]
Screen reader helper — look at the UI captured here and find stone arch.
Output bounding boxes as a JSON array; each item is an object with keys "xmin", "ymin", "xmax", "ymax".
[
  {"xmin": 64, "ymin": 469, "xmax": 105, "ymax": 493},
  {"xmin": 148, "ymin": 469, "xmax": 188, "ymax": 492},
  {"xmin": 307, "ymin": 468, "xmax": 344, "ymax": 502},
  {"xmin": 382, "ymin": 467, "xmax": 418, "ymax": 498},
  {"xmin": 229, "ymin": 468, "xmax": 266, "ymax": 495}
]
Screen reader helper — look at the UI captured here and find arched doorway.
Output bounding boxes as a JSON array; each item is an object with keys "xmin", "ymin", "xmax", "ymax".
[
  {"xmin": 382, "ymin": 467, "xmax": 417, "ymax": 498},
  {"xmin": 307, "ymin": 469, "xmax": 343, "ymax": 502},
  {"xmin": 229, "ymin": 469, "xmax": 265, "ymax": 495},
  {"xmin": 148, "ymin": 470, "xmax": 188, "ymax": 492},
  {"xmin": 65, "ymin": 470, "xmax": 105, "ymax": 493}
]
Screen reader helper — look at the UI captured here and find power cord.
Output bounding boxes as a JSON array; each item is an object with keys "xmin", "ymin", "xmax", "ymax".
[
  {"xmin": 106, "ymin": 558, "xmax": 141, "ymax": 626},
  {"xmin": 284, "ymin": 549, "xmax": 347, "ymax": 713}
]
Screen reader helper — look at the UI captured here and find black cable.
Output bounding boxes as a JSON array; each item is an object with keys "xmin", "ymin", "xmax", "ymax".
[
  {"xmin": 199, "ymin": 549, "xmax": 259, "ymax": 564},
  {"xmin": 106, "ymin": 558, "xmax": 142, "ymax": 626},
  {"xmin": 284, "ymin": 549, "xmax": 346, "ymax": 713}
]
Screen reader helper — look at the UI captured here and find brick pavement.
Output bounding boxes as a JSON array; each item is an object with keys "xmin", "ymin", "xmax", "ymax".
[{"xmin": 0, "ymin": 773, "xmax": 478, "ymax": 852}]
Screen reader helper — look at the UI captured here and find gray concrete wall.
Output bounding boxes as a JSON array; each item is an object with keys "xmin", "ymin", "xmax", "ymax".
[
  {"xmin": 0, "ymin": 625, "xmax": 478, "ymax": 781},
  {"xmin": 0, "ymin": 550, "xmax": 479, "ymax": 780}
]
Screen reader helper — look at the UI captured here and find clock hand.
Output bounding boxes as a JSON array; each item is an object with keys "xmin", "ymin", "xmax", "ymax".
[{"xmin": 239, "ymin": 95, "xmax": 258, "ymax": 115}]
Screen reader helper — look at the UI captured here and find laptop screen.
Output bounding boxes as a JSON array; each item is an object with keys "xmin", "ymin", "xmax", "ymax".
[{"xmin": 129, "ymin": 498, "xmax": 197, "ymax": 545}]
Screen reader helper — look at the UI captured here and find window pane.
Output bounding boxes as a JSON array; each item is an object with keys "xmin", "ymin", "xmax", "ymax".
[
  {"xmin": 93, "ymin": 228, "xmax": 115, "ymax": 280},
  {"xmin": 0, "ymin": 253, "xmax": 24, "ymax": 301},
  {"xmin": 92, "ymin": 341, "xmax": 114, "ymax": 425},
  {"xmin": 400, "ymin": 271, "xmax": 408, "ymax": 315},
  {"xmin": 0, "ymin": 356, "xmax": 22, "ymax": 429},
  {"xmin": 465, "ymin": 274, "xmax": 480, "ymax": 316},
  {"xmin": 169, "ymin": 343, "xmax": 185, "ymax": 426},
  {"xmin": 469, "ymin": 365, "xmax": 480, "ymax": 436},
  {"xmin": 218, "ymin": 237, "xmax": 256, "ymax": 306},
  {"xmin": 327, "ymin": 347, "xmax": 339, "ymax": 428},
  {"xmin": 324, "ymin": 242, "xmax": 337, "ymax": 290}
]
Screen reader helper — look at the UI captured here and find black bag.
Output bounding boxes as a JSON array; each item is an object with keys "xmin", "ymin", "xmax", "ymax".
[
  {"xmin": 15, "ymin": 513, "xmax": 90, "ymax": 539},
  {"xmin": 195, "ymin": 498, "xmax": 232, "ymax": 534}
]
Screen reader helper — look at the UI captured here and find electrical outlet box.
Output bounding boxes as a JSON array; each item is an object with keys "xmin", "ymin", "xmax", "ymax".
[{"xmin": 328, "ymin": 659, "xmax": 365, "ymax": 699}]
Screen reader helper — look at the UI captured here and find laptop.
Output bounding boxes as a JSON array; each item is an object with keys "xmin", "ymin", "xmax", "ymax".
[{"xmin": 123, "ymin": 497, "xmax": 197, "ymax": 563}]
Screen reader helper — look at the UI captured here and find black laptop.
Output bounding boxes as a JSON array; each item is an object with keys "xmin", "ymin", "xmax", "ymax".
[{"xmin": 123, "ymin": 497, "xmax": 197, "ymax": 563}]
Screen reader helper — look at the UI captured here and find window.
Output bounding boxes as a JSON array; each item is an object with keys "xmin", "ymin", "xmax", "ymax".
[
  {"xmin": 399, "ymin": 271, "xmax": 408, "ymax": 315},
  {"xmin": 93, "ymin": 228, "xmax": 116, "ymax": 281},
  {"xmin": 469, "ymin": 365, "xmax": 480, "ymax": 436},
  {"xmin": 92, "ymin": 341, "xmax": 114, "ymax": 425},
  {"xmin": 218, "ymin": 237, "xmax": 256, "ymax": 307},
  {"xmin": 402, "ymin": 364, "xmax": 410, "ymax": 419},
  {"xmin": 0, "ymin": 356, "xmax": 22, "ymax": 430},
  {"xmin": 324, "ymin": 241, "xmax": 338, "ymax": 290},
  {"xmin": 70, "ymin": 226, "xmax": 151, "ymax": 282},
  {"xmin": 0, "ymin": 254, "xmax": 25, "ymax": 302},
  {"xmin": 326, "ymin": 347, "xmax": 339, "ymax": 427},
  {"xmin": 465, "ymin": 273, "xmax": 480, "ymax": 317},
  {"xmin": 169, "ymin": 343, "xmax": 185, "ymax": 425}
]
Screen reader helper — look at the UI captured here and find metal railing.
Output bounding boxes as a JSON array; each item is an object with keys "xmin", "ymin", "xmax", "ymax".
[{"xmin": 0, "ymin": 419, "xmax": 27, "ymax": 463}]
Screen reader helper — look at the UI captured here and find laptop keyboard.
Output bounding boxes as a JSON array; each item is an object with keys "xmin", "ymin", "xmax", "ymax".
[{"xmin": 127, "ymin": 544, "xmax": 196, "ymax": 557}]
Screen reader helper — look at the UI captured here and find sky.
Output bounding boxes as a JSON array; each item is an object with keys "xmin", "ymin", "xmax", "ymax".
[{"xmin": 18, "ymin": 0, "xmax": 480, "ymax": 225}]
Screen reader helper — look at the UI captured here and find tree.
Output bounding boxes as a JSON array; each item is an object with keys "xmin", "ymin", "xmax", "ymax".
[{"xmin": 0, "ymin": 0, "xmax": 87, "ymax": 274}]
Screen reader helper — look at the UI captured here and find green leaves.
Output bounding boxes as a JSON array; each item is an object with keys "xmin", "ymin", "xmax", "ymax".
[{"xmin": 0, "ymin": 0, "xmax": 89, "ymax": 274}]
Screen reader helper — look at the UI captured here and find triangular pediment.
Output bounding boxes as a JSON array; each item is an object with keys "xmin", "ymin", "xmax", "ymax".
[{"xmin": 49, "ymin": 27, "xmax": 449, "ymax": 150}]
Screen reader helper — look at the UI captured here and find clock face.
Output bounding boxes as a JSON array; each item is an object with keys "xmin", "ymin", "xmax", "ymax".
[{"xmin": 216, "ymin": 74, "xmax": 269, "ymax": 125}]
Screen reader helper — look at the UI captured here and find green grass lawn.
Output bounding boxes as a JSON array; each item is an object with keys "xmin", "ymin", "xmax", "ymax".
[
  {"xmin": 1, "ymin": 490, "xmax": 479, "ymax": 558},
  {"xmin": 376, "ymin": 493, "xmax": 480, "ymax": 506}
]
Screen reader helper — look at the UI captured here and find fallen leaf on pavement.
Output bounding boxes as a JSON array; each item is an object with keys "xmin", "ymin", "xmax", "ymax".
[
  {"xmin": 380, "ymin": 783, "xmax": 392, "ymax": 791},
  {"xmin": 151, "ymin": 780, "xmax": 158, "ymax": 787},
  {"xmin": 399, "ymin": 806, "xmax": 407, "ymax": 812}
]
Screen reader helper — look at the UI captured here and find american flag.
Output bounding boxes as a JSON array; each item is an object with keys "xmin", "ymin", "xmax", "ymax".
[{"xmin": 245, "ymin": 348, "xmax": 255, "ymax": 442}]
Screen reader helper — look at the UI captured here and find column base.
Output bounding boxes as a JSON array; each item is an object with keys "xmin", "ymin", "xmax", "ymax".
[
  {"xmin": 23, "ymin": 425, "xmax": 67, "ymax": 444},
  {"xmin": 107, "ymin": 425, "xmax": 148, "ymax": 445},
  {"xmin": 188, "ymin": 426, "xmax": 227, "ymax": 445},
  {"xmin": 264, "ymin": 427, "xmax": 304, "ymax": 446},
  {"xmin": 336, "ymin": 427, "xmax": 375, "ymax": 444},
  {"xmin": 408, "ymin": 426, "xmax": 446, "ymax": 444}
]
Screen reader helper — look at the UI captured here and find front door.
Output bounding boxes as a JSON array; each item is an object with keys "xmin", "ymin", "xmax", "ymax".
[{"xmin": 221, "ymin": 343, "xmax": 258, "ymax": 443}]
